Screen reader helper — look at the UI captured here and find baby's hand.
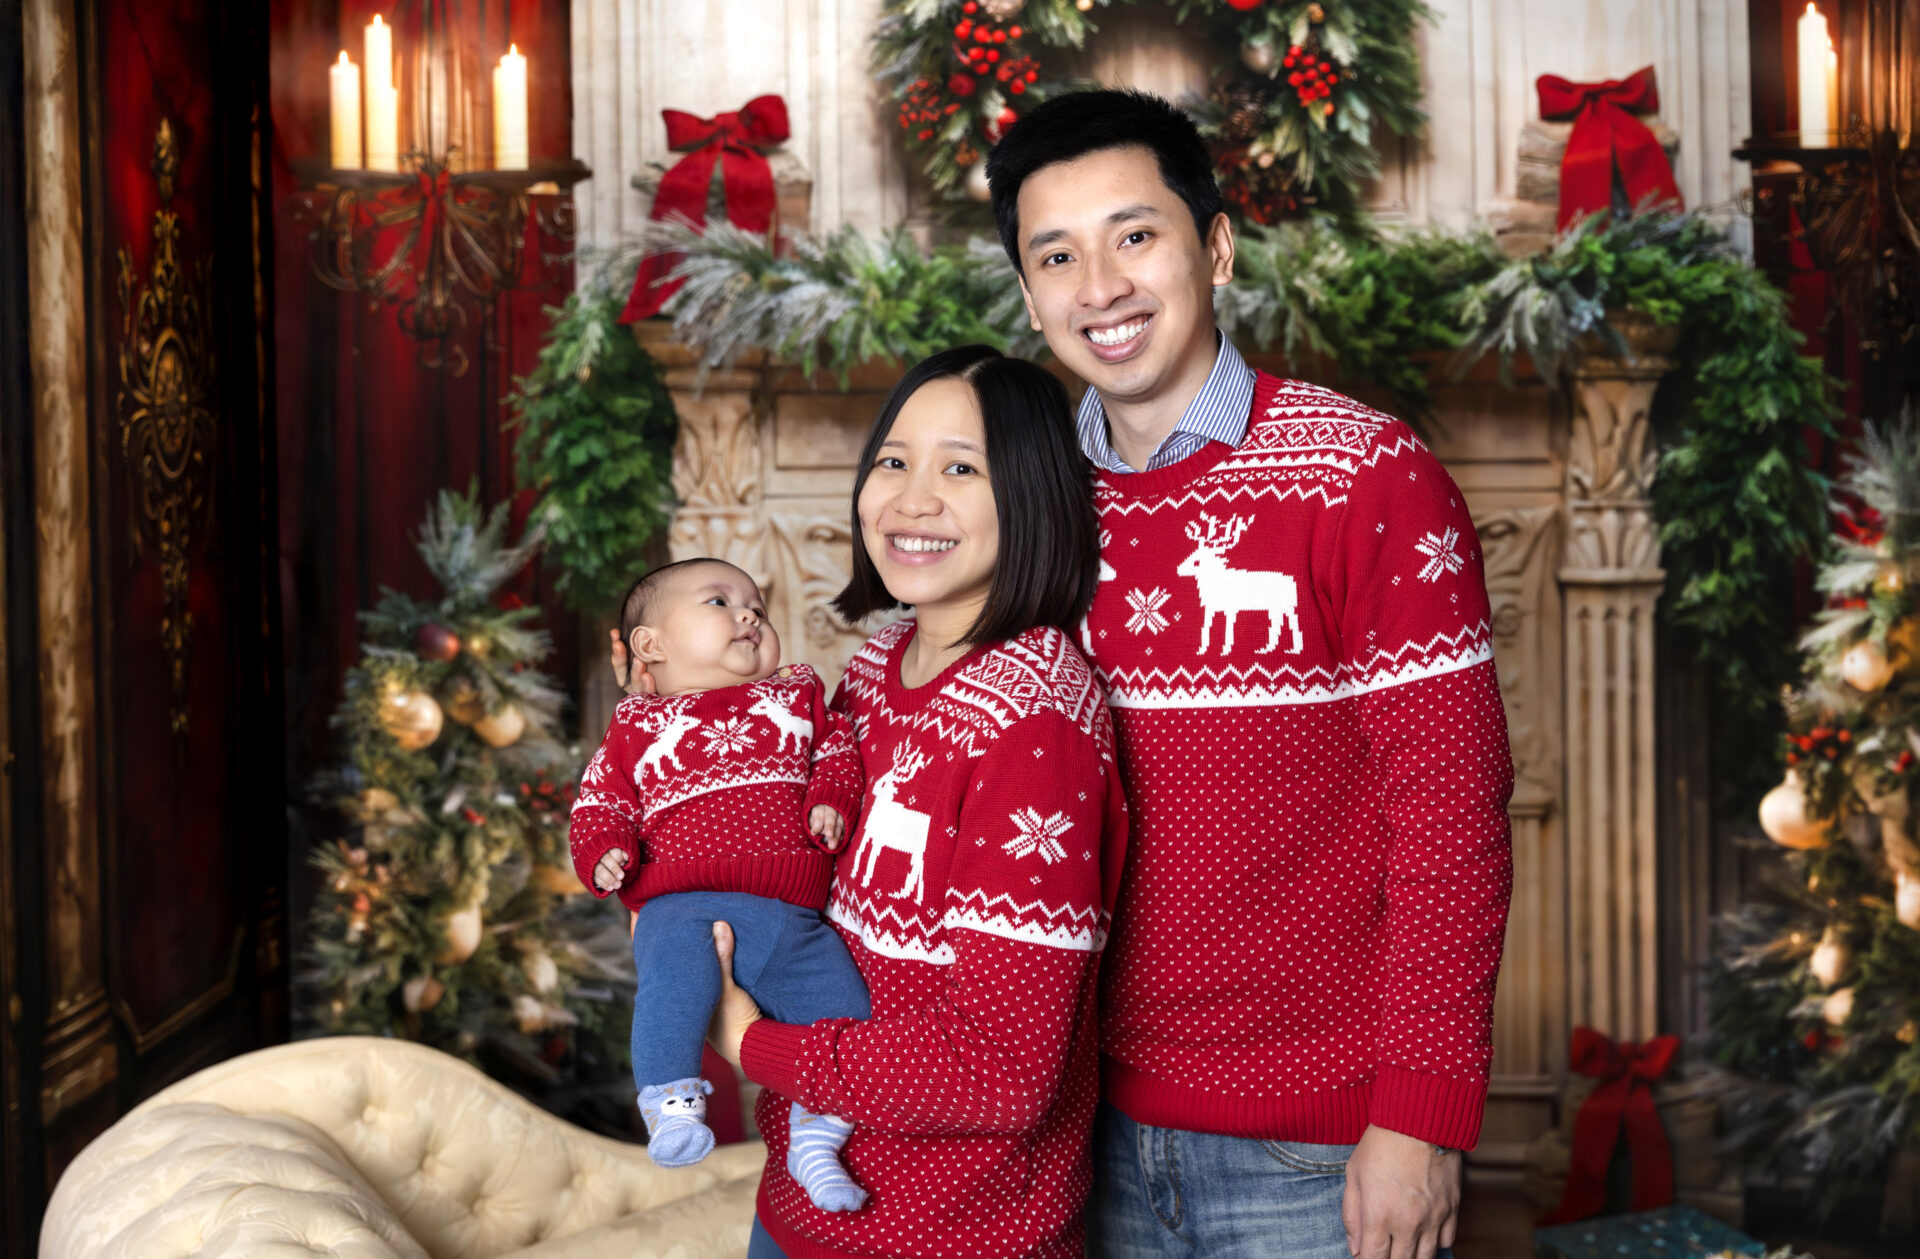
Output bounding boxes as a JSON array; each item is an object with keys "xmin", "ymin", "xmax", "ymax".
[
  {"xmin": 809, "ymin": 805, "xmax": 846, "ymax": 851},
  {"xmin": 592, "ymin": 848, "xmax": 630, "ymax": 892}
]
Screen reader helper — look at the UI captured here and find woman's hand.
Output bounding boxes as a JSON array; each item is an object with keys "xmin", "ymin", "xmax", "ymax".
[
  {"xmin": 609, "ymin": 628, "xmax": 657, "ymax": 696},
  {"xmin": 706, "ymin": 920, "xmax": 765, "ymax": 1071}
]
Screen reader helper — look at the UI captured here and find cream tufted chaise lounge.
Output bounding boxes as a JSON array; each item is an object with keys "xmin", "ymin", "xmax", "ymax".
[{"xmin": 40, "ymin": 1036, "xmax": 766, "ymax": 1259}]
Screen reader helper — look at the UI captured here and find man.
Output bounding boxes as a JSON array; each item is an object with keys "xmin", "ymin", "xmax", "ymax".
[{"xmin": 983, "ymin": 90, "xmax": 1514, "ymax": 1259}]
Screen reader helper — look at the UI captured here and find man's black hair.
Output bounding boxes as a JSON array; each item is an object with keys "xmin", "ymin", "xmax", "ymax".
[
  {"xmin": 832, "ymin": 345, "xmax": 1098, "ymax": 649},
  {"xmin": 984, "ymin": 88, "xmax": 1224, "ymax": 274},
  {"xmin": 617, "ymin": 558, "xmax": 751, "ymax": 655}
]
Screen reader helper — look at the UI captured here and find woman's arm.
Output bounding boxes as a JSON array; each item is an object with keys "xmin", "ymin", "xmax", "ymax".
[{"xmin": 726, "ymin": 708, "xmax": 1123, "ymax": 1136}]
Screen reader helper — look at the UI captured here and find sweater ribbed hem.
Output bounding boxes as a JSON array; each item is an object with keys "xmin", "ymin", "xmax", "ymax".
[
  {"xmin": 1101, "ymin": 1055, "xmax": 1373, "ymax": 1142},
  {"xmin": 740, "ymin": 1018, "xmax": 810, "ymax": 1102},
  {"xmin": 620, "ymin": 854, "xmax": 833, "ymax": 913},
  {"xmin": 1101, "ymin": 1055, "xmax": 1487, "ymax": 1150},
  {"xmin": 754, "ymin": 1182, "xmax": 1082, "ymax": 1259},
  {"xmin": 1366, "ymin": 1063, "xmax": 1488, "ymax": 1150}
]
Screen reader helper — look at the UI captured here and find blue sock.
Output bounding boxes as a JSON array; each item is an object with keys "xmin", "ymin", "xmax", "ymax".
[
  {"xmin": 787, "ymin": 1102, "xmax": 866, "ymax": 1211},
  {"xmin": 638, "ymin": 1077, "xmax": 715, "ymax": 1167}
]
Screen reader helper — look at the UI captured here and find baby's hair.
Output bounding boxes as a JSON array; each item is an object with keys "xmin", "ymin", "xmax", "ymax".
[{"xmin": 617, "ymin": 558, "xmax": 750, "ymax": 655}]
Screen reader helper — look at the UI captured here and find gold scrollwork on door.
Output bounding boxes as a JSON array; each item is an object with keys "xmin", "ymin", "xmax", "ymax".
[{"xmin": 115, "ymin": 117, "xmax": 215, "ymax": 738}]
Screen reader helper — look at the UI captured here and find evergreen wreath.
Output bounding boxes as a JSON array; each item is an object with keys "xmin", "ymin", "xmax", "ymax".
[{"xmin": 873, "ymin": 0, "xmax": 1429, "ymax": 219}]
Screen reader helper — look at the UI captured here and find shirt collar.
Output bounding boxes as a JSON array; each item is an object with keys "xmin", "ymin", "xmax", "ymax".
[{"xmin": 1075, "ymin": 332, "xmax": 1255, "ymax": 474}]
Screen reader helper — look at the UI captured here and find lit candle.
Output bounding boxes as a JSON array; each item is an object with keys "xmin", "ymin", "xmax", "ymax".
[
  {"xmin": 365, "ymin": 14, "xmax": 392, "ymax": 91},
  {"xmin": 364, "ymin": 13, "xmax": 400, "ymax": 170},
  {"xmin": 1797, "ymin": 3, "xmax": 1833, "ymax": 143},
  {"xmin": 329, "ymin": 52, "xmax": 362, "ymax": 170},
  {"xmin": 493, "ymin": 44, "xmax": 529, "ymax": 170}
]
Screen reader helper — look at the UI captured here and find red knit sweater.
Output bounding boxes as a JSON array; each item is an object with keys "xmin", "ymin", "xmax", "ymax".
[
  {"xmin": 741, "ymin": 624, "xmax": 1128, "ymax": 1259},
  {"xmin": 567, "ymin": 664, "xmax": 865, "ymax": 912},
  {"xmin": 1083, "ymin": 372, "xmax": 1515, "ymax": 1150}
]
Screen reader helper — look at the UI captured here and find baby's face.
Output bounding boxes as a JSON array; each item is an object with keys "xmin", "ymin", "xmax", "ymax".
[{"xmin": 636, "ymin": 562, "xmax": 781, "ymax": 694}]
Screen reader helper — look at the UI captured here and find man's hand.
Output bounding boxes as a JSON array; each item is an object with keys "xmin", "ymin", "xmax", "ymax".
[
  {"xmin": 705, "ymin": 920, "xmax": 765, "ymax": 1071},
  {"xmin": 609, "ymin": 628, "xmax": 657, "ymax": 696},
  {"xmin": 809, "ymin": 804, "xmax": 847, "ymax": 850},
  {"xmin": 592, "ymin": 848, "xmax": 630, "ymax": 893},
  {"xmin": 1342, "ymin": 1124, "xmax": 1460, "ymax": 1259}
]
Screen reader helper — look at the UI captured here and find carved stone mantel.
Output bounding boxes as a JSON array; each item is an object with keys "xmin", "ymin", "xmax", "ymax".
[{"xmin": 633, "ymin": 323, "xmax": 1682, "ymax": 1182}]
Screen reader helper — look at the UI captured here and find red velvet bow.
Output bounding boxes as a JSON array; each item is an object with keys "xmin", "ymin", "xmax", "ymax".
[
  {"xmin": 1541, "ymin": 1027, "xmax": 1681, "ymax": 1225},
  {"xmin": 621, "ymin": 95, "xmax": 791, "ymax": 323},
  {"xmin": 1536, "ymin": 67, "xmax": 1682, "ymax": 232}
]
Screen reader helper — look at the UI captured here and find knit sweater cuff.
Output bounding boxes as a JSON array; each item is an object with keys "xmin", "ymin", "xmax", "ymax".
[
  {"xmin": 1366, "ymin": 1064, "xmax": 1488, "ymax": 1151},
  {"xmin": 567, "ymin": 822, "xmax": 632, "ymax": 901},
  {"xmin": 741, "ymin": 1019, "xmax": 811, "ymax": 1102},
  {"xmin": 801, "ymin": 781, "xmax": 862, "ymax": 842}
]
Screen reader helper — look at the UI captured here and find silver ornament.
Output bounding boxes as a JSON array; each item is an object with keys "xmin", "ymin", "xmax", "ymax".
[
  {"xmin": 1241, "ymin": 38, "xmax": 1277, "ymax": 76},
  {"xmin": 980, "ymin": 0, "xmax": 1025, "ymax": 19}
]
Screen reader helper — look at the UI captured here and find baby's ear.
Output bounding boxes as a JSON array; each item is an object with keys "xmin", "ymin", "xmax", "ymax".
[{"xmin": 629, "ymin": 625, "xmax": 669, "ymax": 664}]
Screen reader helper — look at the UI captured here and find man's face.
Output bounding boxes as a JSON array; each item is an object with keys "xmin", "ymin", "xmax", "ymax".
[{"xmin": 1014, "ymin": 145, "xmax": 1233, "ymax": 411}]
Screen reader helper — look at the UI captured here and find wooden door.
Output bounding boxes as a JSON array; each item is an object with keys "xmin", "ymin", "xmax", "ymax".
[{"xmin": 2, "ymin": 0, "xmax": 287, "ymax": 1240}]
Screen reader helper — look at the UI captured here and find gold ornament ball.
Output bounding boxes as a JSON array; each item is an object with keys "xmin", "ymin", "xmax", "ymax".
[
  {"xmin": 1241, "ymin": 38, "xmax": 1277, "ymax": 75},
  {"xmin": 1822, "ymin": 986, "xmax": 1855, "ymax": 1027},
  {"xmin": 382, "ymin": 689, "xmax": 444, "ymax": 750},
  {"xmin": 524, "ymin": 948, "xmax": 560, "ymax": 995},
  {"xmin": 437, "ymin": 903, "xmax": 484, "ymax": 963},
  {"xmin": 1809, "ymin": 926, "xmax": 1852, "ymax": 988},
  {"xmin": 1897, "ymin": 868, "xmax": 1920, "ymax": 932},
  {"xmin": 514, "ymin": 993, "xmax": 550, "ymax": 1034},
  {"xmin": 1758, "ymin": 769, "xmax": 1826, "ymax": 849},
  {"xmin": 402, "ymin": 975, "xmax": 445, "ymax": 1012},
  {"xmin": 1889, "ymin": 617, "xmax": 1918, "ymax": 669},
  {"xmin": 445, "ymin": 677, "xmax": 487, "ymax": 725},
  {"xmin": 473, "ymin": 703, "xmax": 527, "ymax": 748},
  {"xmin": 1076, "ymin": 0, "xmax": 1093, "ymax": 10},
  {"xmin": 534, "ymin": 861, "xmax": 588, "ymax": 896},
  {"xmin": 1840, "ymin": 640, "xmax": 1894, "ymax": 692},
  {"xmin": 964, "ymin": 161, "xmax": 992, "ymax": 203},
  {"xmin": 1308, "ymin": 2, "xmax": 1326, "ymax": 20},
  {"xmin": 1899, "ymin": 1019, "xmax": 1919, "ymax": 1046}
]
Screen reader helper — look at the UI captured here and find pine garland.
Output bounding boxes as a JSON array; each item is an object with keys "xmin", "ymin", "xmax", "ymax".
[{"xmin": 507, "ymin": 275, "xmax": 679, "ymax": 615}]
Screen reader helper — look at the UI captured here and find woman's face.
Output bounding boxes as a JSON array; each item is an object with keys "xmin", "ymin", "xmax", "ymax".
[{"xmin": 857, "ymin": 376, "xmax": 1000, "ymax": 625}]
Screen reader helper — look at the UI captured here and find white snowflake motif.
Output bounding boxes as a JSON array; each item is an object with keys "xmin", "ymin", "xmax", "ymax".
[
  {"xmin": 1413, "ymin": 527, "xmax": 1464, "ymax": 583},
  {"xmin": 701, "ymin": 717, "xmax": 757, "ymax": 757},
  {"xmin": 1002, "ymin": 807, "xmax": 1074, "ymax": 865},
  {"xmin": 1124, "ymin": 586, "xmax": 1172, "ymax": 635}
]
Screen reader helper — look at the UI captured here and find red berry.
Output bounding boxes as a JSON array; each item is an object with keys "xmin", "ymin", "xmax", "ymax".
[
  {"xmin": 1288, "ymin": 45, "xmax": 1302, "ymax": 56},
  {"xmin": 918, "ymin": 128, "xmax": 933, "ymax": 140},
  {"xmin": 1326, "ymin": 74, "xmax": 1338, "ymax": 85},
  {"xmin": 1026, "ymin": 70, "xmax": 1037, "ymax": 82},
  {"xmin": 1288, "ymin": 72, "xmax": 1302, "ymax": 86},
  {"xmin": 1786, "ymin": 751, "xmax": 1800, "ymax": 764},
  {"xmin": 999, "ymin": 106, "xmax": 1018, "ymax": 124},
  {"xmin": 955, "ymin": 21, "xmax": 970, "ymax": 37},
  {"xmin": 963, "ymin": 1, "xmax": 977, "ymax": 11},
  {"xmin": 950, "ymin": 72, "xmax": 975, "ymax": 95},
  {"xmin": 996, "ymin": 29, "xmax": 1008, "ymax": 43},
  {"xmin": 1284, "ymin": 55, "xmax": 1297, "ymax": 68},
  {"xmin": 1009, "ymin": 25, "xmax": 1021, "ymax": 38},
  {"xmin": 1010, "ymin": 79, "xmax": 1025, "ymax": 94},
  {"xmin": 986, "ymin": 49, "xmax": 999, "ymax": 62},
  {"xmin": 974, "ymin": 62, "xmax": 988, "ymax": 74},
  {"xmin": 975, "ymin": 28, "xmax": 989, "ymax": 42}
]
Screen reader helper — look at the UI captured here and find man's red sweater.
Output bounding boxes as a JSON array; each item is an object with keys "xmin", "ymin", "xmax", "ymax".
[
  {"xmin": 1082, "ymin": 372, "xmax": 1515, "ymax": 1151},
  {"xmin": 567, "ymin": 664, "xmax": 865, "ymax": 912},
  {"xmin": 741, "ymin": 625, "xmax": 1130, "ymax": 1259}
]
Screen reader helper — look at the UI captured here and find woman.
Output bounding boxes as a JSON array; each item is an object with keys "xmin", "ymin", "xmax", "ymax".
[{"xmin": 628, "ymin": 345, "xmax": 1127, "ymax": 1258}]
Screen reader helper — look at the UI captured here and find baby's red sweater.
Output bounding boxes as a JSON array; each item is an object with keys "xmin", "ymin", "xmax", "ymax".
[{"xmin": 568, "ymin": 664, "xmax": 864, "ymax": 912}]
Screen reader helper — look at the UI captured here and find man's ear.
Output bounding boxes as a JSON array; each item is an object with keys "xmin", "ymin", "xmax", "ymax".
[
  {"xmin": 1208, "ymin": 211, "xmax": 1235, "ymax": 288},
  {"xmin": 1017, "ymin": 274, "xmax": 1042, "ymax": 333},
  {"xmin": 629, "ymin": 625, "xmax": 669, "ymax": 665}
]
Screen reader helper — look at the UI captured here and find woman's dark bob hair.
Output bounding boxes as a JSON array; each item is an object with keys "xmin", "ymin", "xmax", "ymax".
[{"xmin": 831, "ymin": 345, "xmax": 1099, "ymax": 650}]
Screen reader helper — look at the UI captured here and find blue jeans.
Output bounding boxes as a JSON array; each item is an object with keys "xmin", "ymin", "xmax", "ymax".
[
  {"xmin": 748, "ymin": 1215, "xmax": 788, "ymax": 1258},
  {"xmin": 1086, "ymin": 1102, "xmax": 1454, "ymax": 1258},
  {"xmin": 629, "ymin": 891, "xmax": 870, "ymax": 1088}
]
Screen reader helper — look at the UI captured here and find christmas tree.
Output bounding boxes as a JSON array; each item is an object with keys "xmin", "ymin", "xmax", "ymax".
[
  {"xmin": 301, "ymin": 487, "xmax": 632, "ymax": 1096},
  {"xmin": 1710, "ymin": 412, "xmax": 1920, "ymax": 1215}
]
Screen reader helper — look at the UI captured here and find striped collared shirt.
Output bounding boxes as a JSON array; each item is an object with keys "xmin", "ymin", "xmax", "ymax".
[{"xmin": 1074, "ymin": 332, "xmax": 1255, "ymax": 474}]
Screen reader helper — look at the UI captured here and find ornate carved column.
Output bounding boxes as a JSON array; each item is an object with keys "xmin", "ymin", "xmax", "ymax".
[
  {"xmin": 1559, "ymin": 315, "xmax": 1678, "ymax": 1044},
  {"xmin": 23, "ymin": 0, "xmax": 117, "ymax": 1133}
]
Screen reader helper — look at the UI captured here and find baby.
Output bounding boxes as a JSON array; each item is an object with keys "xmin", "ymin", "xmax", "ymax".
[{"xmin": 569, "ymin": 558, "xmax": 870, "ymax": 1211}]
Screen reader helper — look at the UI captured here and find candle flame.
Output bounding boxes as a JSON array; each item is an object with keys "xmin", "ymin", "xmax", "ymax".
[
  {"xmin": 371, "ymin": 13, "xmax": 385, "ymax": 26},
  {"xmin": 337, "ymin": 50, "xmax": 352, "ymax": 65}
]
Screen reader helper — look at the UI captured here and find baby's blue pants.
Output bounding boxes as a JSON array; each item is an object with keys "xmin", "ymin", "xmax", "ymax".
[{"xmin": 630, "ymin": 890, "xmax": 870, "ymax": 1089}]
